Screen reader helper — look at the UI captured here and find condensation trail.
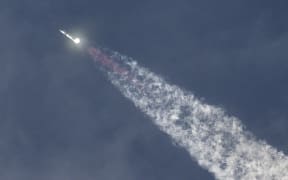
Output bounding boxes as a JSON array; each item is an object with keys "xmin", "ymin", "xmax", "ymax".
[{"xmin": 90, "ymin": 49, "xmax": 288, "ymax": 179}]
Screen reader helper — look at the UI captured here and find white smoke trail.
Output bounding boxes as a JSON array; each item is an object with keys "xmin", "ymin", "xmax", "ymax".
[{"xmin": 105, "ymin": 53, "xmax": 288, "ymax": 180}]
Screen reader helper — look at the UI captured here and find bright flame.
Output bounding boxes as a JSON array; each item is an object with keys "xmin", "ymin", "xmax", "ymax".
[{"xmin": 74, "ymin": 38, "xmax": 81, "ymax": 44}]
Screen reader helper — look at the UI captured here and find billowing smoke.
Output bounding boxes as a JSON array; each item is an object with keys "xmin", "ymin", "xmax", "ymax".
[{"xmin": 91, "ymin": 49, "xmax": 288, "ymax": 179}]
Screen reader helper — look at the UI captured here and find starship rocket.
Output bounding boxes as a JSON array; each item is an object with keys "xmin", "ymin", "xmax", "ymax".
[{"xmin": 59, "ymin": 29, "xmax": 81, "ymax": 44}]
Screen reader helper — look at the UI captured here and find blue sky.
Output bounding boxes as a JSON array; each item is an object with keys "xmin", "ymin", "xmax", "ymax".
[{"xmin": 1, "ymin": 0, "xmax": 288, "ymax": 179}]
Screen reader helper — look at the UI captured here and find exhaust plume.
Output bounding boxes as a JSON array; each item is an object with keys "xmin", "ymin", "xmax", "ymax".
[{"xmin": 88, "ymin": 47, "xmax": 288, "ymax": 179}]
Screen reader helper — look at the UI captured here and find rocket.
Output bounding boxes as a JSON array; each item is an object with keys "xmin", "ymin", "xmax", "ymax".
[
  {"xmin": 59, "ymin": 29, "xmax": 128, "ymax": 75},
  {"xmin": 59, "ymin": 29, "xmax": 81, "ymax": 44}
]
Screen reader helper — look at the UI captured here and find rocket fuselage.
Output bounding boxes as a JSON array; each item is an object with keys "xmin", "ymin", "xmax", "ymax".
[{"xmin": 59, "ymin": 29, "xmax": 80, "ymax": 44}]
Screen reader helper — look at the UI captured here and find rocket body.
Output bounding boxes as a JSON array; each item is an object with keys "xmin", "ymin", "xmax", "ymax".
[{"xmin": 59, "ymin": 29, "xmax": 80, "ymax": 44}]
